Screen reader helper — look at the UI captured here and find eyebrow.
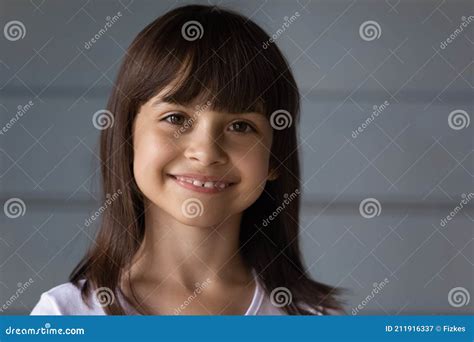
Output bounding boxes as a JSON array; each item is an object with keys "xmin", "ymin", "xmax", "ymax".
[
  {"xmin": 150, "ymin": 99, "xmax": 265, "ymax": 116},
  {"xmin": 150, "ymin": 98, "xmax": 176, "ymax": 108}
]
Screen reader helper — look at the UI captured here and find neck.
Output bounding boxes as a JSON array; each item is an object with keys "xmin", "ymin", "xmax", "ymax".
[{"xmin": 128, "ymin": 200, "xmax": 251, "ymax": 289}]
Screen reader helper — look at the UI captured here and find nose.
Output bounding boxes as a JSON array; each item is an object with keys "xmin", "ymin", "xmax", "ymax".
[{"xmin": 183, "ymin": 123, "xmax": 228, "ymax": 166}]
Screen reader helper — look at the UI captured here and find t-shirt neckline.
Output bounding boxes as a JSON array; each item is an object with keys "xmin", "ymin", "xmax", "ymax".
[
  {"xmin": 117, "ymin": 269, "xmax": 263, "ymax": 316},
  {"xmin": 243, "ymin": 268, "xmax": 264, "ymax": 315}
]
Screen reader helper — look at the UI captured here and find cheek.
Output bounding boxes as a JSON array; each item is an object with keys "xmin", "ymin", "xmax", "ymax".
[
  {"xmin": 236, "ymin": 144, "xmax": 271, "ymax": 189},
  {"xmin": 133, "ymin": 127, "xmax": 176, "ymax": 186},
  {"xmin": 231, "ymin": 148, "xmax": 271, "ymax": 210}
]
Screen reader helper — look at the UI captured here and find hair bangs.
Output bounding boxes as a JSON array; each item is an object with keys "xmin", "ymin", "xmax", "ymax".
[{"xmin": 142, "ymin": 6, "xmax": 297, "ymax": 118}]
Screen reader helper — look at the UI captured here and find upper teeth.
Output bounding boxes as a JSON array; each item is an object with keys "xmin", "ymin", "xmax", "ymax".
[{"xmin": 175, "ymin": 176, "xmax": 230, "ymax": 189}]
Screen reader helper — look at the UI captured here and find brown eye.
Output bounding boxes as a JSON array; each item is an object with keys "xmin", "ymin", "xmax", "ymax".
[
  {"xmin": 229, "ymin": 121, "xmax": 255, "ymax": 133},
  {"xmin": 163, "ymin": 113, "xmax": 186, "ymax": 125}
]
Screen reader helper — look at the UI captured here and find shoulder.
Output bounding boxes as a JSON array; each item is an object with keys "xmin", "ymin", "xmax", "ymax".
[
  {"xmin": 299, "ymin": 303, "xmax": 345, "ymax": 315},
  {"xmin": 30, "ymin": 280, "xmax": 105, "ymax": 315},
  {"xmin": 320, "ymin": 307, "xmax": 346, "ymax": 315},
  {"xmin": 257, "ymin": 293, "xmax": 333, "ymax": 316},
  {"xmin": 258, "ymin": 294, "xmax": 344, "ymax": 315}
]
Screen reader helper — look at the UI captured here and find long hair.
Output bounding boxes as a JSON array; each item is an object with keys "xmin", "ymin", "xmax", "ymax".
[{"xmin": 70, "ymin": 4, "xmax": 346, "ymax": 315}]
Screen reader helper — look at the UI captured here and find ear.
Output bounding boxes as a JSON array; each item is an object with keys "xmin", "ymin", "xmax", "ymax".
[{"xmin": 268, "ymin": 168, "xmax": 279, "ymax": 181}]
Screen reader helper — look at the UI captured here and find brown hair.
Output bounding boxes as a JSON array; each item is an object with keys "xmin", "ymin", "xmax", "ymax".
[{"xmin": 70, "ymin": 4, "xmax": 346, "ymax": 315}]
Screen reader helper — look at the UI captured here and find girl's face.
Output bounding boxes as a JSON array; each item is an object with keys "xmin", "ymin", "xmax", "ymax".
[{"xmin": 132, "ymin": 92, "xmax": 275, "ymax": 227}]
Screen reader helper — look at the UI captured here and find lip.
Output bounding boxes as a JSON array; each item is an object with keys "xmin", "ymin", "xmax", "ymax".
[
  {"xmin": 167, "ymin": 174, "xmax": 236, "ymax": 194},
  {"xmin": 169, "ymin": 173, "xmax": 237, "ymax": 183}
]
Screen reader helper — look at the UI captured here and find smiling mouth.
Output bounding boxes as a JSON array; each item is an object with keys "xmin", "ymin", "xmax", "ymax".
[{"xmin": 167, "ymin": 174, "xmax": 236, "ymax": 192}]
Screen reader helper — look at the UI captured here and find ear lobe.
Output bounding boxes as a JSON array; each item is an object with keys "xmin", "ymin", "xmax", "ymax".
[{"xmin": 268, "ymin": 169, "xmax": 279, "ymax": 181}]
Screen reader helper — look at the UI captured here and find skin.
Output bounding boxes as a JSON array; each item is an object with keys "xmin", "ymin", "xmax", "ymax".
[{"xmin": 122, "ymin": 89, "xmax": 278, "ymax": 315}]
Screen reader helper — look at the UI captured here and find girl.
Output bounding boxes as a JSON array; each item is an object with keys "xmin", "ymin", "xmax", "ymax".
[{"xmin": 31, "ymin": 4, "xmax": 345, "ymax": 316}]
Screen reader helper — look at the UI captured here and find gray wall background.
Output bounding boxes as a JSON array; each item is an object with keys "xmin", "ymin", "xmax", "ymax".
[{"xmin": 0, "ymin": 0, "xmax": 472, "ymax": 315}]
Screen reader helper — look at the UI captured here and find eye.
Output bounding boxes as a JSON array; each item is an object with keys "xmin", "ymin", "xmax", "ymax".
[
  {"xmin": 229, "ymin": 121, "xmax": 256, "ymax": 134},
  {"xmin": 162, "ymin": 113, "xmax": 187, "ymax": 126}
]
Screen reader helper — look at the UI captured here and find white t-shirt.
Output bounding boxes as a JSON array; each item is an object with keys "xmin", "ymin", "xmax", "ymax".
[{"xmin": 30, "ymin": 272, "xmax": 328, "ymax": 316}]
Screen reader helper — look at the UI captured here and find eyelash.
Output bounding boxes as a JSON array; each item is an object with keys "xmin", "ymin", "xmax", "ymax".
[{"xmin": 161, "ymin": 113, "xmax": 257, "ymax": 134}]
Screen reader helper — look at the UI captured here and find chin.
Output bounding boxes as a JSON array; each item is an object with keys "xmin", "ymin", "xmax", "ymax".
[{"xmin": 177, "ymin": 215, "xmax": 227, "ymax": 228}]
